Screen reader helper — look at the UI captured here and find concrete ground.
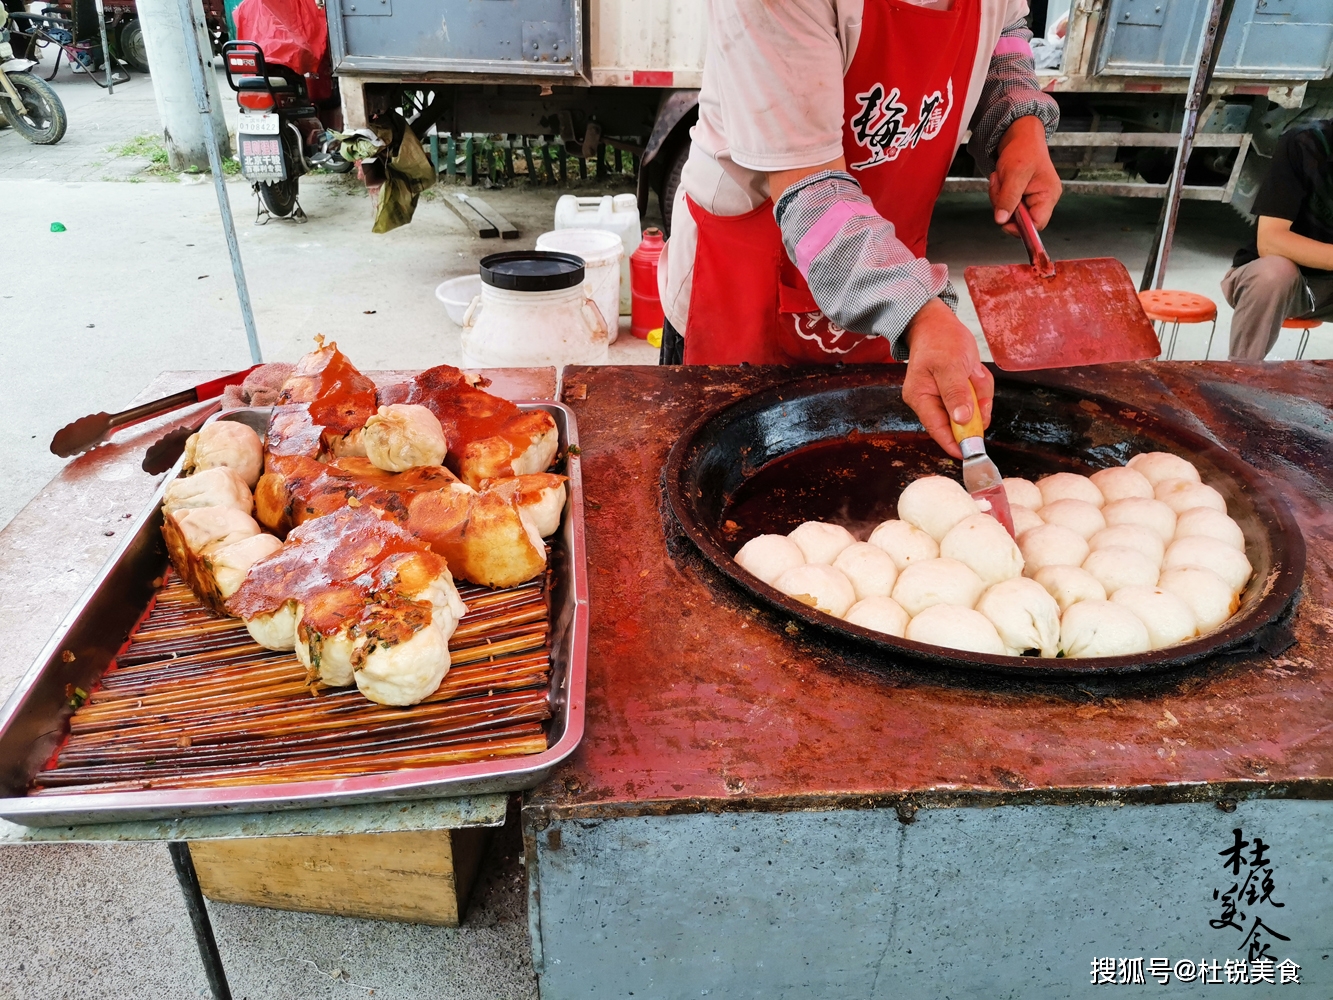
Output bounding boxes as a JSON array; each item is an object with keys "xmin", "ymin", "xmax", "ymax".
[{"xmin": 1, "ymin": 57, "xmax": 1330, "ymax": 1000}]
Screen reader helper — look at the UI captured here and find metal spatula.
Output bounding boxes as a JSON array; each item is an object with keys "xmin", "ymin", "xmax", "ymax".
[
  {"xmin": 948, "ymin": 383, "xmax": 1015, "ymax": 538},
  {"xmin": 963, "ymin": 204, "xmax": 1161, "ymax": 371}
]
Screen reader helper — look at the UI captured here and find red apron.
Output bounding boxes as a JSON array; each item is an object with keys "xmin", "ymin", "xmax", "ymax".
[{"xmin": 682, "ymin": 0, "xmax": 981, "ymax": 365}]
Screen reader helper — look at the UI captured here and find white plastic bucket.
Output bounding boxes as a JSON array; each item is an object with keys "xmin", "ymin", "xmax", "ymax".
[
  {"xmin": 461, "ymin": 279, "xmax": 609, "ymax": 369},
  {"xmin": 552, "ymin": 193, "xmax": 641, "ymax": 315},
  {"xmin": 535, "ymin": 229, "xmax": 624, "ymax": 343}
]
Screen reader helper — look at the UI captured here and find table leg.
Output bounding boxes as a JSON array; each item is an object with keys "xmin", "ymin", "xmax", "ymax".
[{"xmin": 168, "ymin": 841, "xmax": 233, "ymax": 1000}]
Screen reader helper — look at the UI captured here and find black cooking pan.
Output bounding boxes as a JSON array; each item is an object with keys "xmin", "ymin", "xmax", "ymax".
[{"xmin": 663, "ymin": 370, "xmax": 1305, "ymax": 679}]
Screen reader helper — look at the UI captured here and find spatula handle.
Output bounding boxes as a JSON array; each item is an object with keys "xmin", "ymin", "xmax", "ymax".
[
  {"xmin": 948, "ymin": 381, "xmax": 986, "ymax": 443},
  {"xmin": 1015, "ymin": 203, "xmax": 1056, "ymax": 279}
]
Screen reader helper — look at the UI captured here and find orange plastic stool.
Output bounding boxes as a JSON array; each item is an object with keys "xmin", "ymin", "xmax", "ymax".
[
  {"xmin": 1138, "ymin": 289, "xmax": 1219, "ymax": 359},
  {"xmin": 1281, "ymin": 316, "xmax": 1322, "ymax": 359}
]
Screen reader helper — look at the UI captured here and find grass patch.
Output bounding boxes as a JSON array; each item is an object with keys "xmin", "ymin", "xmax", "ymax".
[
  {"xmin": 112, "ymin": 133, "xmax": 169, "ymax": 162},
  {"xmin": 109, "ymin": 134, "xmax": 241, "ymax": 179}
]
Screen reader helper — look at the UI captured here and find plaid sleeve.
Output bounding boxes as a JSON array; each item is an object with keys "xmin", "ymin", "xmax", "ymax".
[
  {"xmin": 775, "ymin": 170, "xmax": 952, "ymax": 360},
  {"xmin": 967, "ymin": 18, "xmax": 1061, "ymax": 174}
]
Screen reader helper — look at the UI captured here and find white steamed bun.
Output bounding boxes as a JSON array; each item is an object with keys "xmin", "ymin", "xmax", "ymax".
[
  {"xmin": 1018, "ymin": 523, "xmax": 1090, "ymax": 576},
  {"xmin": 353, "ymin": 620, "xmax": 452, "ymax": 706},
  {"xmin": 1038, "ymin": 499, "xmax": 1106, "ymax": 540},
  {"xmin": 1111, "ymin": 586, "xmax": 1197, "ymax": 650},
  {"xmin": 1082, "ymin": 547, "xmax": 1160, "ymax": 595},
  {"xmin": 1162, "ymin": 535, "xmax": 1253, "ymax": 592},
  {"xmin": 1155, "ymin": 478, "xmax": 1227, "ymax": 515},
  {"xmin": 184, "ymin": 419, "xmax": 264, "ymax": 488},
  {"xmin": 896, "ymin": 476, "xmax": 980, "ymax": 542},
  {"xmin": 773, "ymin": 564, "xmax": 856, "ymax": 617},
  {"xmin": 1032, "ymin": 564, "xmax": 1107, "ymax": 613},
  {"xmin": 1037, "ymin": 472, "xmax": 1104, "ymax": 509},
  {"xmin": 1157, "ymin": 567, "xmax": 1238, "ymax": 632},
  {"xmin": 1003, "ymin": 478, "xmax": 1044, "ymax": 511},
  {"xmin": 735, "ymin": 534, "xmax": 806, "ymax": 586},
  {"xmin": 844, "ymin": 597, "xmax": 909, "ymax": 638},
  {"xmin": 363, "ymin": 403, "xmax": 448, "ymax": 472},
  {"xmin": 1059, "ymin": 600, "xmax": 1151, "ymax": 657},
  {"xmin": 833, "ymin": 542, "xmax": 900, "ymax": 602},
  {"xmin": 1088, "ymin": 525, "xmax": 1165, "ymax": 566},
  {"xmin": 1127, "ymin": 452, "xmax": 1200, "ymax": 487},
  {"xmin": 163, "ymin": 466, "xmax": 253, "ymax": 517},
  {"xmin": 1174, "ymin": 507, "xmax": 1245, "ymax": 550},
  {"xmin": 905, "ymin": 604, "xmax": 1006, "ymax": 655},
  {"xmin": 245, "ymin": 599, "xmax": 298, "ymax": 651},
  {"xmin": 787, "ymin": 521, "xmax": 856, "ymax": 565},
  {"xmin": 891, "ymin": 558, "xmax": 986, "ymax": 617},
  {"xmin": 868, "ymin": 519, "xmax": 940, "ymax": 570},
  {"xmin": 1011, "ymin": 505, "xmax": 1044, "ymax": 536},
  {"xmin": 206, "ymin": 533, "xmax": 283, "ymax": 600},
  {"xmin": 976, "ymin": 577, "xmax": 1061, "ymax": 657},
  {"xmin": 1102, "ymin": 497, "xmax": 1177, "ymax": 542},
  {"xmin": 1089, "ymin": 466, "xmax": 1154, "ymax": 503},
  {"xmin": 940, "ymin": 514, "xmax": 1024, "ymax": 586}
]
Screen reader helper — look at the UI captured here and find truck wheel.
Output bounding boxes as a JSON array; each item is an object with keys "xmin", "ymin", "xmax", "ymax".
[
  {"xmin": 0, "ymin": 72, "xmax": 67, "ymax": 145},
  {"xmin": 118, "ymin": 19, "xmax": 150, "ymax": 73},
  {"xmin": 259, "ymin": 179, "xmax": 300, "ymax": 218},
  {"xmin": 661, "ymin": 136, "xmax": 689, "ymax": 237}
]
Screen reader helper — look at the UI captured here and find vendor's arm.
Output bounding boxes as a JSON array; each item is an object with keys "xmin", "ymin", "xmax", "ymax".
[
  {"xmin": 714, "ymin": 0, "xmax": 985, "ymax": 456},
  {"xmin": 771, "ymin": 165, "xmax": 991, "ymax": 458},
  {"xmin": 1256, "ymin": 216, "xmax": 1333, "ymax": 271},
  {"xmin": 968, "ymin": 14, "xmax": 1062, "ymax": 234}
]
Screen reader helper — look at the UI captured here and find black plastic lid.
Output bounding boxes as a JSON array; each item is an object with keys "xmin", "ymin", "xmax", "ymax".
[{"xmin": 479, "ymin": 251, "xmax": 585, "ymax": 291}]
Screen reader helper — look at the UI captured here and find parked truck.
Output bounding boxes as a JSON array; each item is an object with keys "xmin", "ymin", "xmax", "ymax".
[{"xmin": 323, "ymin": 0, "xmax": 1333, "ymax": 229}]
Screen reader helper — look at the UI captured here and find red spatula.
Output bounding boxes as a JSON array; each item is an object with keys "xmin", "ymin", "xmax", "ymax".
[{"xmin": 964, "ymin": 204, "xmax": 1161, "ymax": 371}]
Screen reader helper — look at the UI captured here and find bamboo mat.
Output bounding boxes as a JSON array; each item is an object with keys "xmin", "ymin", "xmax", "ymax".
[{"xmin": 32, "ymin": 574, "xmax": 552, "ymax": 794}]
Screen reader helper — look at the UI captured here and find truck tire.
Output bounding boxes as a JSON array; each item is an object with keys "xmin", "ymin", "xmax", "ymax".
[
  {"xmin": 661, "ymin": 136, "xmax": 689, "ymax": 237},
  {"xmin": 0, "ymin": 72, "xmax": 67, "ymax": 144},
  {"xmin": 118, "ymin": 19, "xmax": 150, "ymax": 73}
]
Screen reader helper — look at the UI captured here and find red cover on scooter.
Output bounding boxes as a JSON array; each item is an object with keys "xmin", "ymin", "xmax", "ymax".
[{"xmin": 233, "ymin": 0, "xmax": 328, "ymax": 79}]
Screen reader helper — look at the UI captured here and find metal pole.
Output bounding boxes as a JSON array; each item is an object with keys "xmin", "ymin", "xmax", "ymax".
[
  {"xmin": 168, "ymin": 842, "xmax": 233, "ymax": 1000},
  {"xmin": 1140, "ymin": 0, "xmax": 1238, "ymax": 291},
  {"xmin": 174, "ymin": 0, "xmax": 263, "ymax": 364},
  {"xmin": 92, "ymin": 0, "xmax": 113, "ymax": 93}
]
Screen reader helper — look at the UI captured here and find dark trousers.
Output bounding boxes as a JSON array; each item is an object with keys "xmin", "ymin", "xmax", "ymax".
[{"xmin": 659, "ymin": 317, "xmax": 685, "ymax": 365}]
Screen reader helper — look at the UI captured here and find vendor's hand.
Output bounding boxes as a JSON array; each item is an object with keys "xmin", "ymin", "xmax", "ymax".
[
  {"xmin": 989, "ymin": 115, "xmax": 1062, "ymax": 237},
  {"xmin": 902, "ymin": 298, "xmax": 993, "ymax": 459}
]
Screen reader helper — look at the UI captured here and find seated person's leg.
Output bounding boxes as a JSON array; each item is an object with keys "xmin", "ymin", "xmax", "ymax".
[{"xmin": 1221, "ymin": 255, "xmax": 1306, "ymax": 360}]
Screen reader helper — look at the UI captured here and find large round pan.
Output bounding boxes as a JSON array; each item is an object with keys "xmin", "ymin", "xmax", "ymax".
[{"xmin": 664, "ymin": 370, "xmax": 1305, "ymax": 679}]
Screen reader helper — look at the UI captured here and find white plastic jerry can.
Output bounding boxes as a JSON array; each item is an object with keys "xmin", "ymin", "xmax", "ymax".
[{"xmin": 552, "ymin": 193, "xmax": 641, "ymax": 315}]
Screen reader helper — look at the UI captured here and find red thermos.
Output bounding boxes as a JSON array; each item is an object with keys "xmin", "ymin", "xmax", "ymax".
[{"xmin": 630, "ymin": 227, "xmax": 666, "ymax": 340}]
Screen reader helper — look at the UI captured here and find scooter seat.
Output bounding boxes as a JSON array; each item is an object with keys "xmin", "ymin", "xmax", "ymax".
[{"xmin": 235, "ymin": 75, "xmax": 299, "ymax": 93}]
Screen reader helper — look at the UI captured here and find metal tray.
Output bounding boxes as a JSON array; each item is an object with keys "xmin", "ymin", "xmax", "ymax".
[
  {"xmin": 0, "ymin": 403, "xmax": 587, "ymax": 826},
  {"xmin": 665, "ymin": 371, "xmax": 1305, "ymax": 680}
]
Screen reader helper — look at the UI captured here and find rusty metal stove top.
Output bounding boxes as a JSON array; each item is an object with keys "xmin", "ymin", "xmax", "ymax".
[{"xmin": 531, "ymin": 362, "xmax": 1333, "ymax": 819}]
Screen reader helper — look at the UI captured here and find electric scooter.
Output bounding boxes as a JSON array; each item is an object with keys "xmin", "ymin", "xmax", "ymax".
[{"xmin": 222, "ymin": 38, "xmax": 349, "ymax": 219}]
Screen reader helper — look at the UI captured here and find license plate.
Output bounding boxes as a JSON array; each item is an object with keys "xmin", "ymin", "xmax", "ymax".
[{"xmin": 238, "ymin": 112, "xmax": 280, "ymax": 135}]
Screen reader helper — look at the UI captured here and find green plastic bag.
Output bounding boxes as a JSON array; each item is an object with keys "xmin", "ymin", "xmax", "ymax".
[{"xmin": 372, "ymin": 127, "xmax": 437, "ymax": 234}]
